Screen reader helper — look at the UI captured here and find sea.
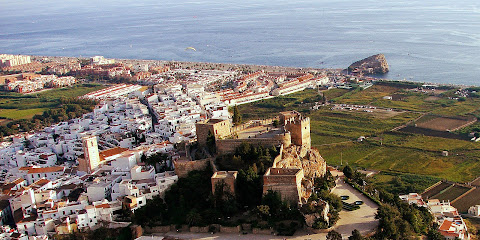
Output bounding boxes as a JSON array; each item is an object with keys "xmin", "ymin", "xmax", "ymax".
[{"xmin": 1, "ymin": 0, "xmax": 480, "ymax": 86}]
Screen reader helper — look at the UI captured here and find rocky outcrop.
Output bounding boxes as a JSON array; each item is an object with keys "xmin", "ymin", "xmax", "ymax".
[
  {"xmin": 275, "ymin": 145, "xmax": 327, "ymax": 178},
  {"xmin": 347, "ymin": 54, "xmax": 389, "ymax": 74}
]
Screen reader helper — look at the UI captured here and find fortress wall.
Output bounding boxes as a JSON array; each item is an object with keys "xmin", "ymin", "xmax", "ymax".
[
  {"xmin": 174, "ymin": 158, "xmax": 213, "ymax": 178},
  {"xmin": 216, "ymin": 138, "xmax": 285, "ymax": 155},
  {"xmin": 272, "ymin": 144, "xmax": 284, "ymax": 168}
]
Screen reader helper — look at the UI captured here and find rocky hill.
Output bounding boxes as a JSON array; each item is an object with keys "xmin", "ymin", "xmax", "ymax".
[
  {"xmin": 347, "ymin": 54, "xmax": 389, "ymax": 74},
  {"xmin": 275, "ymin": 145, "xmax": 327, "ymax": 178}
]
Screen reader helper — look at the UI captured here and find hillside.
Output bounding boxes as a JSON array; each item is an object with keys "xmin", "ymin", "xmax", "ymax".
[{"xmin": 238, "ymin": 83, "xmax": 480, "ymax": 183}]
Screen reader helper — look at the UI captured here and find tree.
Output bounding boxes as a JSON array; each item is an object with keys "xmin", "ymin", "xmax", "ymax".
[
  {"xmin": 327, "ymin": 230, "xmax": 342, "ymax": 240},
  {"xmin": 348, "ymin": 229, "xmax": 363, "ymax": 240},
  {"xmin": 256, "ymin": 205, "xmax": 270, "ymax": 220},
  {"xmin": 143, "ymin": 152, "xmax": 169, "ymax": 173},
  {"xmin": 206, "ymin": 131, "xmax": 216, "ymax": 154},
  {"xmin": 272, "ymin": 119, "xmax": 279, "ymax": 128},
  {"xmin": 343, "ymin": 165, "xmax": 354, "ymax": 179},
  {"xmin": 427, "ymin": 228, "xmax": 445, "ymax": 240},
  {"xmin": 186, "ymin": 209, "xmax": 202, "ymax": 226},
  {"xmin": 23, "ymin": 139, "xmax": 31, "ymax": 149},
  {"xmin": 262, "ymin": 190, "xmax": 283, "ymax": 214},
  {"xmin": 236, "ymin": 167, "xmax": 262, "ymax": 207},
  {"xmin": 232, "ymin": 105, "xmax": 241, "ymax": 124}
]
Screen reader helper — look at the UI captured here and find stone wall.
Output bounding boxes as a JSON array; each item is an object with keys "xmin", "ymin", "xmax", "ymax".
[
  {"xmin": 272, "ymin": 144, "xmax": 284, "ymax": 168},
  {"xmin": 252, "ymin": 228, "xmax": 273, "ymax": 234},
  {"xmin": 220, "ymin": 225, "xmax": 241, "ymax": 233},
  {"xmin": 174, "ymin": 158, "xmax": 212, "ymax": 178},
  {"xmin": 231, "ymin": 117, "xmax": 278, "ymax": 133},
  {"xmin": 190, "ymin": 226, "xmax": 210, "ymax": 233},
  {"xmin": 144, "ymin": 225, "xmax": 172, "ymax": 233},
  {"xmin": 130, "ymin": 225, "xmax": 143, "ymax": 239},
  {"xmin": 216, "ymin": 135, "xmax": 289, "ymax": 155}
]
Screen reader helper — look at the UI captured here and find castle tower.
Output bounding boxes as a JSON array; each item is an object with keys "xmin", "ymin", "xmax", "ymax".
[
  {"xmin": 195, "ymin": 119, "xmax": 232, "ymax": 146},
  {"xmin": 79, "ymin": 135, "xmax": 101, "ymax": 173},
  {"xmin": 211, "ymin": 171, "xmax": 238, "ymax": 197},
  {"xmin": 289, "ymin": 116, "xmax": 311, "ymax": 149},
  {"xmin": 263, "ymin": 168, "xmax": 304, "ymax": 205},
  {"xmin": 280, "ymin": 111, "xmax": 311, "ymax": 149}
]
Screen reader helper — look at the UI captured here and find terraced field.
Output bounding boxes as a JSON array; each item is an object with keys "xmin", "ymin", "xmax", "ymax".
[
  {"xmin": 432, "ymin": 185, "xmax": 472, "ymax": 202},
  {"xmin": 421, "ymin": 182, "xmax": 453, "ymax": 199},
  {"xmin": 452, "ymin": 188, "xmax": 480, "ymax": 213}
]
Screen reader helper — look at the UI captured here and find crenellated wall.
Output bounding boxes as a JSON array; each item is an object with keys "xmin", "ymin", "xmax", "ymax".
[
  {"xmin": 286, "ymin": 117, "xmax": 311, "ymax": 149},
  {"xmin": 216, "ymin": 133, "xmax": 290, "ymax": 155}
]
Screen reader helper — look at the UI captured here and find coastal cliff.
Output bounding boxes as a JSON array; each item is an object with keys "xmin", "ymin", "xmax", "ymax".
[{"xmin": 347, "ymin": 54, "xmax": 389, "ymax": 74}]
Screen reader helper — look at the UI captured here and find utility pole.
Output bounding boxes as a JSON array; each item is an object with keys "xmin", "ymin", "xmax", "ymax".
[{"xmin": 340, "ymin": 152, "xmax": 343, "ymax": 166}]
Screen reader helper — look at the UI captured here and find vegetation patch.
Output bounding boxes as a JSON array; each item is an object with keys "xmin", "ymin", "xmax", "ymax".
[
  {"xmin": 369, "ymin": 171, "xmax": 441, "ymax": 196},
  {"xmin": 0, "ymin": 108, "xmax": 47, "ymax": 120},
  {"xmin": 431, "ymin": 184, "xmax": 471, "ymax": 201},
  {"xmin": 415, "ymin": 115, "xmax": 475, "ymax": 131},
  {"xmin": 0, "ymin": 83, "xmax": 105, "ymax": 137}
]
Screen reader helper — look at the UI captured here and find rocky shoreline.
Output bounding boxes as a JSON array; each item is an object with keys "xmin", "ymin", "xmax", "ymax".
[{"xmin": 347, "ymin": 54, "xmax": 389, "ymax": 75}]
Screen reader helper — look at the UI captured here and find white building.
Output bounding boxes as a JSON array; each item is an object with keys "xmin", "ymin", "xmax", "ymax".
[{"xmin": 468, "ymin": 205, "xmax": 480, "ymax": 216}]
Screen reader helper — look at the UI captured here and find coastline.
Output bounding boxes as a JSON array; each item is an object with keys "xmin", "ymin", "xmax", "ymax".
[{"xmin": 4, "ymin": 54, "xmax": 478, "ymax": 88}]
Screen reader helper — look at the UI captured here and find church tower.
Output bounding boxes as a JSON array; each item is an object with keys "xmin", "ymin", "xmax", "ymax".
[{"xmin": 79, "ymin": 135, "xmax": 101, "ymax": 173}]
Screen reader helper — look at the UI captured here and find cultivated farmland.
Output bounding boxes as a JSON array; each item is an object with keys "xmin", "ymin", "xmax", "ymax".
[
  {"xmin": 432, "ymin": 185, "xmax": 472, "ymax": 202},
  {"xmin": 415, "ymin": 115, "xmax": 476, "ymax": 131}
]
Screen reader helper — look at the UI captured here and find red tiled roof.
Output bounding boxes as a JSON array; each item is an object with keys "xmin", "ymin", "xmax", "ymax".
[
  {"xmin": 439, "ymin": 220, "xmax": 453, "ymax": 231},
  {"xmin": 99, "ymin": 147, "xmax": 128, "ymax": 161},
  {"xmin": 25, "ymin": 166, "xmax": 64, "ymax": 174}
]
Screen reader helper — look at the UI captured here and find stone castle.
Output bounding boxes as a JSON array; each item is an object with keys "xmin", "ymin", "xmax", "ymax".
[
  {"xmin": 181, "ymin": 111, "xmax": 326, "ymax": 205},
  {"xmin": 196, "ymin": 111, "xmax": 311, "ymax": 153}
]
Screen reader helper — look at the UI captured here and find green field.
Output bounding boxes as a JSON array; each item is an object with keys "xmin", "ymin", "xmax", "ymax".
[
  {"xmin": 237, "ymin": 88, "xmax": 320, "ymax": 120},
  {"xmin": 368, "ymin": 171, "xmax": 441, "ymax": 195},
  {"xmin": 309, "ymin": 109, "xmax": 420, "ymax": 140},
  {"xmin": 239, "ymin": 84, "xmax": 480, "ymax": 183},
  {"xmin": 0, "ymin": 108, "xmax": 48, "ymax": 120},
  {"xmin": 316, "ymin": 135, "xmax": 480, "ymax": 181},
  {"xmin": 0, "ymin": 83, "xmax": 105, "ymax": 120}
]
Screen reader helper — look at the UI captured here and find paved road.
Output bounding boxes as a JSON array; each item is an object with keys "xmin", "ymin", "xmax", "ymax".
[
  {"xmin": 330, "ymin": 179, "xmax": 379, "ymax": 237},
  {"xmin": 151, "ymin": 178, "xmax": 378, "ymax": 240}
]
